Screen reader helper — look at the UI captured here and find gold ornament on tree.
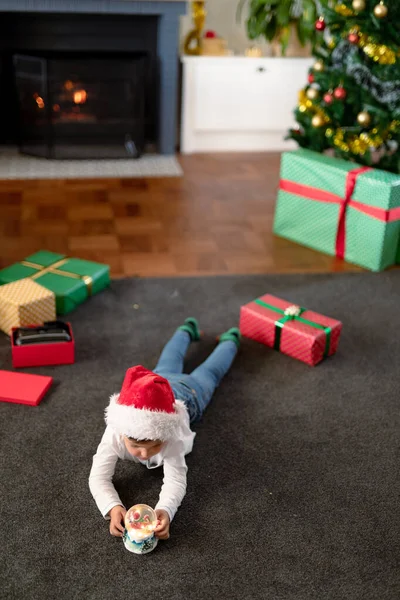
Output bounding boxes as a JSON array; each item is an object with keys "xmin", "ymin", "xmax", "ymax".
[
  {"xmin": 352, "ymin": 0, "xmax": 366, "ymax": 11},
  {"xmin": 348, "ymin": 136, "xmax": 369, "ymax": 156},
  {"xmin": 365, "ymin": 43, "xmax": 396, "ymax": 65},
  {"xmin": 357, "ymin": 111, "xmax": 372, "ymax": 127},
  {"xmin": 373, "ymin": 2, "xmax": 388, "ymax": 18},
  {"xmin": 389, "ymin": 120, "xmax": 400, "ymax": 133},
  {"xmin": 312, "ymin": 114, "xmax": 325, "ymax": 128},
  {"xmin": 306, "ymin": 87, "xmax": 319, "ymax": 100},
  {"xmin": 360, "ymin": 132, "xmax": 375, "ymax": 146},
  {"xmin": 333, "ymin": 129, "xmax": 350, "ymax": 153},
  {"xmin": 335, "ymin": 3, "xmax": 354, "ymax": 16},
  {"xmin": 184, "ymin": 1, "xmax": 207, "ymax": 56},
  {"xmin": 313, "ymin": 60, "xmax": 324, "ymax": 73}
]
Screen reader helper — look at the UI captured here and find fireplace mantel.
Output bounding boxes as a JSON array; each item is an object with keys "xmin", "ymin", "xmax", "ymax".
[{"xmin": 0, "ymin": 1, "xmax": 187, "ymax": 154}]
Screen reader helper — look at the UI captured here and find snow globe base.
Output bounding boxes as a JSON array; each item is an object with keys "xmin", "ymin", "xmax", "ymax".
[{"xmin": 123, "ymin": 530, "xmax": 158, "ymax": 555}]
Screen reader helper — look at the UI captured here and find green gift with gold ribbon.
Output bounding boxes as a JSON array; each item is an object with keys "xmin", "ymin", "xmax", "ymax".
[
  {"xmin": 239, "ymin": 293, "xmax": 342, "ymax": 366},
  {"xmin": 0, "ymin": 250, "xmax": 110, "ymax": 315}
]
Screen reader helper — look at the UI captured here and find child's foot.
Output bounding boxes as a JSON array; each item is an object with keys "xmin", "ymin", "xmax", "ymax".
[
  {"xmin": 178, "ymin": 317, "xmax": 202, "ymax": 341},
  {"xmin": 217, "ymin": 327, "xmax": 241, "ymax": 349}
]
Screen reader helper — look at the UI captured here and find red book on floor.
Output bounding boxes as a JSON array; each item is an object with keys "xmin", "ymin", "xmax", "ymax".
[{"xmin": 0, "ymin": 370, "xmax": 53, "ymax": 406}]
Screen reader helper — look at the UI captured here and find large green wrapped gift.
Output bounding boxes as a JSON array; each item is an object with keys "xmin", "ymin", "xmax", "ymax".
[
  {"xmin": 273, "ymin": 150, "xmax": 400, "ymax": 272},
  {"xmin": 0, "ymin": 250, "xmax": 110, "ymax": 314}
]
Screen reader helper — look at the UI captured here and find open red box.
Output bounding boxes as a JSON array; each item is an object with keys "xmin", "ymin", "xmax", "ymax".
[{"xmin": 11, "ymin": 322, "xmax": 75, "ymax": 368}]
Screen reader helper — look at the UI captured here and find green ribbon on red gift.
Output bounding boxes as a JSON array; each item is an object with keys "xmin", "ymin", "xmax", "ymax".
[
  {"xmin": 279, "ymin": 166, "xmax": 400, "ymax": 259},
  {"xmin": 254, "ymin": 299, "xmax": 332, "ymax": 356}
]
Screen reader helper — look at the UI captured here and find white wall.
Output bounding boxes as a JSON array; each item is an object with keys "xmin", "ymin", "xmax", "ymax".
[{"xmin": 180, "ymin": 0, "xmax": 271, "ymax": 56}]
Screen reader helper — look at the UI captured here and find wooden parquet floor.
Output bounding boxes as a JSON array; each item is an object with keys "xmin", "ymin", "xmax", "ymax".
[{"xmin": 0, "ymin": 152, "xmax": 364, "ymax": 278}]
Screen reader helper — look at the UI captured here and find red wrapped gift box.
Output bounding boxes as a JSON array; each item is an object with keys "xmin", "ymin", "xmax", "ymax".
[
  {"xmin": 11, "ymin": 323, "xmax": 75, "ymax": 368},
  {"xmin": 240, "ymin": 294, "xmax": 342, "ymax": 366}
]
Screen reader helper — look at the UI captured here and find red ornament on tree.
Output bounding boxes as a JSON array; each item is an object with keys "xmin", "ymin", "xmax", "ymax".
[
  {"xmin": 348, "ymin": 32, "xmax": 360, "ymax": 44},
  {"xmin": 315, "ymin": 17, "xmax": 326, "ymax": 31},
  {"xmin": 308, "ymin": 73, "xmax": 315, "ymax": 84},
  {"xmin": 333, "ymin": 86, "xmax": 347, "ymax": 100},
  {"xmin": 323, "ymin": 93, "xmax": 334, "ymax": 104}
]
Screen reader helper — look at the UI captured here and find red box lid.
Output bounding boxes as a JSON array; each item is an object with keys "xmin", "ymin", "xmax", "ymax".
[{"xmin": 0, "ymin": 370, "xmax": 53, "ymax": 406}]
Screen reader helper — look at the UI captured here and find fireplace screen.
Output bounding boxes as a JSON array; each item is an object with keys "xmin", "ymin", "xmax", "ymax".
[{"xmin": 13, "ymin": 52, "xmax": 147, "ymax": 159}]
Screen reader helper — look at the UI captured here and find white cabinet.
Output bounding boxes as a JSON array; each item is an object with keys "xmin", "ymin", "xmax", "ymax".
[{"xmin": 181, "ymin": 56, "xmax": 313, "ymax": 153}]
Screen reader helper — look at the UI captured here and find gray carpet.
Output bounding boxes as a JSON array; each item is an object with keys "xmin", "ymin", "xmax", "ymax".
[{"xmin": 0, "ymin": 273, "xmax": 399, "ymax": 600}]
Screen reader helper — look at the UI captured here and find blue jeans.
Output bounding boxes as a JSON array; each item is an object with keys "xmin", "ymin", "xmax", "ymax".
[{"xmin": 153, "ymin": 330, "xmax": 238, "ymax": 423}]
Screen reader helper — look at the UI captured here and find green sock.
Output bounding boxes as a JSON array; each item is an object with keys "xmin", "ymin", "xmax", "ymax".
[
  {"xmin": 218, "ymin": 327, "xmax": 241, "ymax": 348},
  {"xmin": 178, "ymin": 317, "xmax": 201, "ymax": 342}
]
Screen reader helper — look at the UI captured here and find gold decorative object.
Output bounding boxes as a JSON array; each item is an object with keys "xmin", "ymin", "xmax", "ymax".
[
  {"xmin": 357, "ymin": 111, "xmax": 372, "ymax": 127},
  {"xmin": 312, "ymin": 115, "xmax": 325, "ymax": 128},
  {"xmin": 350, "ymin": 25, "xmax": 398, "ymax": 65},
  {"xmin": 298, "ymin": 89, "xmax": 313, "ymax": 111},
  {"xmin": 373, "ymin": 1, "xmax": 388, "ymax": 18},
  {"xmin": 202, "ymin": 36, "xmax": 228, "ymax": 56},
  {"xmin": 183, "ymin": 1, "xmax": 207, "ymax": 56},
  {"xmin": 331, "ymin": 121, "xmax": 396, "ymax": 157},
  {"xmin": 245, "ymin": 46, "xmax": 263, "ymax": 58},
  {"xmin": 333, "ymin": 129, "xmax": 350, "ymax": 152},
  {"xmin": 389, "ymin": 120, "xmax": 400, "ymax": 133},
  {"xmin": 313, "ymin": 59, "xmax": 325, "ymax": 72},
  {"xmin": 335, "ymin": 3, "xmax": 354, "ymax": 16},
  {"xmin": 306, "ymin": 87, "xmax": 319, "ymax": 100},
  {"xmin": 364, "ymin": 41, "xmax": 396, "ymax": 65},
  {"xmin": 348, "ymin": 136, "xmax": 369, "ymax": 155},
  {"xmin": 352, "ymin": 0, "xmax": 366, "ymax": 11}
]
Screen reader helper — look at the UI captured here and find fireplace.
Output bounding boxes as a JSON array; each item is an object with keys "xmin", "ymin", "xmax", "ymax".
[
  {"xmin": 14, "ymin": 52, "xmax": 147, "ymax": 159},
  {"xmin": 0, "ymin": 1, "xmax": 187, "ymax": 156}
]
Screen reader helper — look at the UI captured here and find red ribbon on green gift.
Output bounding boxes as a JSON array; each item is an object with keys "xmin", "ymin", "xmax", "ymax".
[{"xmin": 279, "ymin": 167, "xmax": 400, "ymax": 259}]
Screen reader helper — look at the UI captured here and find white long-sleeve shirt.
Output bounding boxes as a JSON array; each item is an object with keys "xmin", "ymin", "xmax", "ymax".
[{"xmin": 89, "ymin": 405, "xmax": 196, "ymax": 522}]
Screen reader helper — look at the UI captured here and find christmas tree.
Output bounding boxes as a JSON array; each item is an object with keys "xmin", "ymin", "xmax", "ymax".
[{"xmin": 288, "ymin": 0, "xmax": 400, "ymax": 173}]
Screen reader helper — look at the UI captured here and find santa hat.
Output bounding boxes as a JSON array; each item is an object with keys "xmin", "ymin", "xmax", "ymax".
[{"xmin": 105, "ymin": 366, "xmax": 184, "ymax": 441}]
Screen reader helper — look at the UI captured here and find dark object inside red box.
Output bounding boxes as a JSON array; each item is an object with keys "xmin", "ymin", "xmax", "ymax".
[{"xmin": 11, "ymin": 322, "xmax": 75, "ymax": 368}]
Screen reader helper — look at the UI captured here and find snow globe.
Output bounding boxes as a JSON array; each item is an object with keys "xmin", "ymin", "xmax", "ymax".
[{"xmin": 123, "ymin": 504, "xmax": 158, "ymax": 555}]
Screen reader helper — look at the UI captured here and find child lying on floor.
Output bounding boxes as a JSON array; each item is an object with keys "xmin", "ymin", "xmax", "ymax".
[{"xmin": 89, "ymin": 318, "xmax": 241, "ymax": 540}]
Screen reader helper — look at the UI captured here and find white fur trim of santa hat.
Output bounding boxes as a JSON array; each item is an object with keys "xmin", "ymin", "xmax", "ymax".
[{"xmin": 105, "ymin": 393, "xmax": 186, "ymax": 441}]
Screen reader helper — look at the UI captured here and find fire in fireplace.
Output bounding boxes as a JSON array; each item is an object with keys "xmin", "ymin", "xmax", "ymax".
[{"xmin": 13, "ymin": 52, "xmax": 147, "ymax": 159}]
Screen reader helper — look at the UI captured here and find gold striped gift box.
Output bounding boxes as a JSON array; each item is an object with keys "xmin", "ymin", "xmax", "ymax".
[{"xmin": 0, "ymin": 278, "xmax": 56, "ymax": 335}]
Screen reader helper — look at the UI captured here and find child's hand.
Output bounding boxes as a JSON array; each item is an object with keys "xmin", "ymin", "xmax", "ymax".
[
  {"xmin": 109, "ymin": 505, "xmax": 127, "ymax": 537},
  {"xmin": 154, "ymin": 509, "xmax": 170, "ymax": 540}
]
